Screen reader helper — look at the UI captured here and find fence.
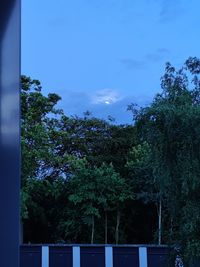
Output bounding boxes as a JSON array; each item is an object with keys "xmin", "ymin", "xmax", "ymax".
[{"xmin": 20, "ymin": 244, "xmax": 170, "ymax": 267}]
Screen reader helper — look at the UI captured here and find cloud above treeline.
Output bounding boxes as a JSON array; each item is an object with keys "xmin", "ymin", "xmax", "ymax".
[
  {"xmin": 60, "ymin": 88, "xmax": 152, "ymax": 124},
  {"xmin": 121, "ymin": 48, "xmax": 170, "ymax": 70},
  {"xmin": 91, "ymin": 89, "xmax": 122, "ymax": 105}
]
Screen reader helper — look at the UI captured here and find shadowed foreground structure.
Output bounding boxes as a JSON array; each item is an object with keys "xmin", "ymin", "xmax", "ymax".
[{"xmin": 0, "ymin": 0, "xmax": 20, "ymax": 266}]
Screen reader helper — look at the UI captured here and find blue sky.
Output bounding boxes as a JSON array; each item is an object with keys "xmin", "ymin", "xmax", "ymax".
[{"xmin": 22, "ymin": 0, "xmax": 200, "ymax": 124}]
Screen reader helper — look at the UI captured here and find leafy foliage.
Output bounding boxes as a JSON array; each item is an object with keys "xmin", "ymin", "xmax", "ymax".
[
  {"xmin": 21, "ymin": 58, "xmax": 200, "ymax": 263},
  {"xmin": 129, "ymin": 57, "xmax": 200, "ymax": 262}
]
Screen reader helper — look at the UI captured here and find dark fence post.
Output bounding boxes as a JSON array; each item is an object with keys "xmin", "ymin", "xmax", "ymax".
[{"xmin": 0, "ymin": 0, "xmax": 21, "ymax": 266}]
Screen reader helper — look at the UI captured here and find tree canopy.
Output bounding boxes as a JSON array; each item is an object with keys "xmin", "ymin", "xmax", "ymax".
[{"xmin": 21, "ymin": 57, "xmax": 200, "ymax": 264}]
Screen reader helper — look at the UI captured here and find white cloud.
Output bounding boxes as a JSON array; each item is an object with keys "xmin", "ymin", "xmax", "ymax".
[{"xmin": 91, "ymin": 89, "xmax": 122, "ymax": 105}]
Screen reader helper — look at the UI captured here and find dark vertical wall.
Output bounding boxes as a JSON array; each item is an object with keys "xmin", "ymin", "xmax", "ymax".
[
  {"xmin": 81, "ymin": 247, "xmax": 105, "ymax": 267},
  {"xmin": 147, "ymin": 247, "xmax": 170, "ymax": 267},
  {"xmin": 20, "ymin": 246, "xmax": 42, "ymax": 267},
  {"xmin": 0, "ymin": 0, "xmax": 20, "ymax": 266},
  {"xmin": 113, "ymin": 247, "xmax": 139, "ymax": 267},
  {"xmin": 49, "ymin": 246, "xmax": 72, "ymax": 267}
]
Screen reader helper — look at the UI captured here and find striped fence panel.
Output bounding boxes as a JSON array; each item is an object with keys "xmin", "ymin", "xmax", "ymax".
[{"xmin": 20, "ymin": 245, "xmax": 170, "ymax": 267}]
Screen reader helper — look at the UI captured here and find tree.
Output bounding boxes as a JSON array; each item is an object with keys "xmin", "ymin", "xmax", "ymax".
[
  {"xmin": 23, "ymin": 176, "xmax": 68, "ymax": 243},
  {"xmin": 129, "ymin": 57, "xmax": 200, "ymax": 261},
  {"xmin": 21, "ymin": 75, "xmax": 64, "ymax": 242},
  {"xmin": 68, "ymin": 158, "xmax": 102, "ymax": 244},
  {"xmin": 126, "ymin": 142, "xmax": 160, "ymax": 243},
  {"xmin": 21, "ymin": 75, "xmax": 137, "ymax": 244},
  {"xmin": 21, "ymin": 75, "xmax": 62, "ymax": 184},
  {"xmin": 97, "ymin": 163, "xmax": 132, "ymax": 244},
  {"xmin": 68, "ymin": 158, "xmax": 131, "ymax": 244},
  {"xmin": 47, "ymin": 113, "xmax": 136, "ymax": 177}
]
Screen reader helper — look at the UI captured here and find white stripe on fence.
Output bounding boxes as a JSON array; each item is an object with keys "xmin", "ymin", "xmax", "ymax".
[
  {"xmin": 139, "ymin": 247, "xmax": 148, "ymax": 267},
  {"xmin": 105, "ymin": 246, "xmax": 113, "ymax": 267},
  {"xmin": 73, "ymin": 246, "xmax": 80, "ymax": 267},
  {"xmin": 42, "ymin": 246, "xmax": 49, "ymax": 267}
]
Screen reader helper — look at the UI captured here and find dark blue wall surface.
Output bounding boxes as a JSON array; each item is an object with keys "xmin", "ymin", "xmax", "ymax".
[
  {"xmin": 113, "ymin": 247, "xmax": 139, "ymax": 267},
  {"xmin": 0, "ymin": 0, "xmax": 20, "ymax": 266},
  {"xmin": 49, "ymin": 246, "xmax": 72, "ymax": 267},
  {"xmin": 81, "ymin": 247, "xmax": 105, "ymax": 267},
  {"xmin": 20, "ymin": 246, "xmax": 41, "ymax": 267},
  {"xmin": 147, "ymin": 247, "xmax": 170, "ymax": 267}
]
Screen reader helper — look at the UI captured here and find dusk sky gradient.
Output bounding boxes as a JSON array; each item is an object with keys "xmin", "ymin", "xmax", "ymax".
[{"xmin": 22, "ymin": 0, "xmax": 200, "ymax": 124}]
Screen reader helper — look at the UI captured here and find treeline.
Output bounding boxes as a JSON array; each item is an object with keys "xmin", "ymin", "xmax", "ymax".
[{"xmin": 21, "ymin": 57, "xmax": 200, "ymax": 264}]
